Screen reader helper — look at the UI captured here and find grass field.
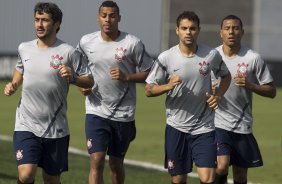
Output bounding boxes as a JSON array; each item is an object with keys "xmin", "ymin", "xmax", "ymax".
[{"xmin": 0, "ymin": 81, "xmax": 281, "ymax": 183}]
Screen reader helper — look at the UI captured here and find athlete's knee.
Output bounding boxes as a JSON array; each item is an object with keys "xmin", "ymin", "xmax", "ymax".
[
  {"xmin": 18, "ymin": 173, "xmax": 35, "ymax": 184},
  {"xmin": 217, "ymin": 161, "xmax": 229, "ymax": 175},
  {"xmin": 171, "ymin": 174, "xmax": 186, "ymax": 184},
  {"xmin": 43, "ymin": 172, "xmax": 61, "ymax": 184}
]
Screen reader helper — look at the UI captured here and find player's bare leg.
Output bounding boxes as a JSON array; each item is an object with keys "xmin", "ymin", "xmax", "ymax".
[
  {"xmin": 42, "ymin": 171, "xmax": 61, "ymax": 184},
  {"xmin": 232, "ymin": 166, "xmax": 247, "ymax": 184},
  {"xmin": 18, "ymin": 164, "xmax": 37, "ymax": 183},
  {"xmin": 109, "ymin": 156, "xmax": 125, "ymax": 184},
  {"xmin": 215, "ymin": 155, "xmax": 230, "ymax": 184},
  {"xmin": 197, "ymin": 167, "xmax": 216, "ymax": 183},
  {"xmin": 171, "ymin": 174, "xmax": 187, "ymax": 184},
  {"xmin": 89, "ymin": 152, "xmax": 106, "ymax": 184}
]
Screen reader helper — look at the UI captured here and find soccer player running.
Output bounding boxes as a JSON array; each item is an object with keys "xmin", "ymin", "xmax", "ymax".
[
  {"xmin": 145, "ymin": 11, "xmax": 231, "ymax": 184},
  {"xmin": 213, "ymin": 15, "xmax": 276, "ymax": 184},
  {"xmin": 77, "ymin": 1, "xmax": 154, "ymax": 184},
  {"xmin": 3, "ymin": 2, "xmax": 93, "ymax": 184}
]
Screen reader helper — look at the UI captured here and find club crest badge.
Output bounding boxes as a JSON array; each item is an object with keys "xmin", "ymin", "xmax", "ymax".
[
  {"xmin": 16, "ymin": 150, "xmax": 23, "ymax": 161},
  {"xmin": 87, "ymin": 139, "xmax": 93, "ymax": 150},
  {"xmin": 50, "ymin": 54, "xmax": 63, "ymax": 69},
  {"xmin": 115, "ymin": 47, "xmax": 127, "ymax": 61},
  {"xmin": 199, "ymin": 61, "xmax": 210, "ymax": 76},
  {"xmin": 168, "ymin": 159, "xmax": 175, "ymax": 170},
  {"xmin": 237, "ymin": 62, "xmax": 249, "ymax": 77}
]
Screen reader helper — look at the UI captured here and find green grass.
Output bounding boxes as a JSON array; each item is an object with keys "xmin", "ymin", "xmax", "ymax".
[{"xmin": 0, "ymin": 81, "xmax": 281, "ymax": 183}]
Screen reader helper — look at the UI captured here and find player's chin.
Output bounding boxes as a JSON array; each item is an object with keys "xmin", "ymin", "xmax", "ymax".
[{"xmin": 36, "ymin": 34, "xmax": 46, "ymax": 39}]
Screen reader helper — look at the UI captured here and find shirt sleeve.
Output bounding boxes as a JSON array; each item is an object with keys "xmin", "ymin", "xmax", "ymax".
[
  {"xmin": 15, "ymin": 44, "xmax": 24, "ymax": 74},
  {"xmin": 145, "ymin": 58, "xmax": 168, "ymax": 85},
  {"xmin": 133, "ymin": 41, "xmax": 154, "ymax": 72},
  {"xmin": 69, "ymin": 49, "xmax": 92, "ymax": 77},
  {"xmin": 211, "ymin": 50, "xmax": 229, "ymax": 78},
  {"xmin": 253, "ymin": 55, "xmax": 273, "ymax": 85}
]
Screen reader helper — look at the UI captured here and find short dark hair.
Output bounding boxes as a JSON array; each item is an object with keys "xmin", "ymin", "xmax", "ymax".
[
  {"xmin": 34, "ymin": 2, "xmax": 63, "ymax": 32},
  {"xmin": 176, "ymin": 11, "xmax": 200, "ymax": 27},
  {"xmin": 99, "ymin": 1, "xmax": 120, "ymax": 15},
  {"xmin": 221, "ymin": 15, "xmax": 243, "ymax": 29}
]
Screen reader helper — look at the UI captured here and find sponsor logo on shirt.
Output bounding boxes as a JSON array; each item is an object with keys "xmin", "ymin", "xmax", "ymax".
[
  {"xmin": 50, "ymin": 54, "xmax": 63, "ymax": 69},
  {"xmin": 16, "ymin": 150, "xmax": 24, "ymax": 161},
  {"xmin": 199, "ymin": 61, "xmax": 210, "ymax": 76},
  {"xmin": 237, "ymin": 62, "xmax": 249, "ymax": 77},
  {"xmin": 115, "ymin": 47, "xmax": 127, "ymax": 61}
]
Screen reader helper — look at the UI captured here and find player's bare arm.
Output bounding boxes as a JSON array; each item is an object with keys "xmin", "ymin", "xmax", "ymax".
[
  {"xmin": 110, "ymin": 67, "xmax": 149, "ymax": 83},
  {"xmin": 59, "ymin": 65, "xmax": 94, "ymax": 88},
  {"xmin": 4, "ymin": 70, "xmax": 23, "ymax": 96},
  {"xmin": 145, "ymin": 74, "xmax": 182, "ymax": 97},
  {"xmin": 206, "ymin": 72, "xmax": 231, "ymax": 110},
  {"xmin": 234, "ymin": 73, "xmax": 276, "ymax": 98}
]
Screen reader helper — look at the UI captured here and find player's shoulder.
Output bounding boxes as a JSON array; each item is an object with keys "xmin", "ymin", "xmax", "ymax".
[
  {"xmin": 157, "ymin": 45, "xmax": 178, "ymax": 61},
  {"xmin": 198, "ymin": 44, "xmax": 220, "ymax": 56},
  {"xmin": 80, "ymin": 31, "xmax": 100, "ymax": 45},
  {"xmin": 56, "ymin": 39, "xmax": 76, "ymax": 52},
  {"xmin": 242, "ymin": 46, "xmax": 261, "ymax": 59},
  {"xmin": 18, "ymin": 39, "xmax": 37, "ymax": 51},
  {"xmin": 121, "ymin": 31, "xmax": 142, "ymax": 44}
]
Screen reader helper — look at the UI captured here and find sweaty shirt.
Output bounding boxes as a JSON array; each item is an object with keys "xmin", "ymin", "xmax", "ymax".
[
  {"xmin": 146, "ymin": 44, "xmax": 229, "ymax": 135},
  {"xmin": 78, "ymin": 31, "xmax": 154, "ymax": 122},
  {"xmin": 214, "ymin": 45, "xmax": 274, "ymax": 134},
  {"xmin": 15, "ymin": 39, "xmax": 92, "ymax": 138}
]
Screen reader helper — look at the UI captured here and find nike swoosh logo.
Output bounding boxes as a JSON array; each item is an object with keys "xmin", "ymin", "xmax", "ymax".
[
  {"xmin": 24, "ymin": 59, "xmax": 30, "ymax": 62},
  {"xmin": 173, "ymin": 68, "xmax": 180, "ymax": 72},
  {"xmin": 89, "ymin": 51, "xmax": 95, "ymax": 54}
]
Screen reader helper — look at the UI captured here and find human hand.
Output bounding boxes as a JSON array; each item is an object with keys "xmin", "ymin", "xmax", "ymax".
[
  {"xmin": 78, "ymin": 87, "xmax": 92, "ymax": 96},
  {"xmin": 168, "ymin": 74, "xmax": 182, "ymax": 90},
  {"xmin": 234, "ymin": 73, "xmax": 248, "ymax": 87},
  {"xmin": 206, "ymin": 92, "xmax": 221, "ymax": 110},
  {"xmin": 4, "ymin": 82, "xmax": 17, "ymax": 96},
  {"xmin": 110, "ymin": 67, "xmax": 127, "ymax": 81},
  {"xmin": 59, "ymin": 65, "xmax": 72, "ymax": 82}
]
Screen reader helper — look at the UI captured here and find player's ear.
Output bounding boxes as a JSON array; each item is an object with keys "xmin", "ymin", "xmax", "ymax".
[
  {"xmin": 176, "ymin": 27, "xmax": 179, "ymax": 36},
  {"xmin": 118, "ymin": 15, "xmax": 121, "ymax": 22}
]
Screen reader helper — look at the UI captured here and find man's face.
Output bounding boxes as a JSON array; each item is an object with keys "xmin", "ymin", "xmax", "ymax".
[
  {"xmin": 98, "ymin": 6, "xmax": 120, "ymax": 35},
  {"xmin": 176, "ymin": 19, "xmax": 200, "ymax": 47},
  {"xmin": 34, "ymin": 11, "xmax": 59, "ymax": 39},
  {"xmin": 220, "ymin": 19, "xmax": 244, "ymax": 48}
]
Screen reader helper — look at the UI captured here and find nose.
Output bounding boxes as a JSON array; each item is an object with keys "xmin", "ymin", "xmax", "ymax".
[{"xmin": 105, "ymin": 15, "xmax": 110, "ymax": 22}]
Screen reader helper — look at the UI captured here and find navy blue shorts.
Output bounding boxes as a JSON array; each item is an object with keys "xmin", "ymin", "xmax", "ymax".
[
  {"xmin": 85, "ymin": 114, "xmax": 136, "ymax": 157},
  {"xmin": 13, "ymin": 131, "xmax": 69, "ymax": 175},
  {"xmin": 165, "ymin": 125, "xmax": 217, "ymax": 175},
  {"xmin": 216, "ymin": 128, "xmax": 263, "ymax": 168}
]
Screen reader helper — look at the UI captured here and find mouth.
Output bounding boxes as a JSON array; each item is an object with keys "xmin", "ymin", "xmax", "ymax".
[{"xmin": 36, "ymin": 29, "xmax": 45, "ymax": 34}]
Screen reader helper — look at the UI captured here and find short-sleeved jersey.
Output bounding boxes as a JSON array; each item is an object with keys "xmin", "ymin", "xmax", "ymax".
[
  {"xmin": 78, "ymin": 31, "xmax": 153, "ymax": 122},
  {"xmin": 146, "ymin": 44, "xmax": 229, "ymax": 135},
  {"xmin": 15, "ymin": 39, "xmax": 92, "ymax": 138},
  {"xmin": 214, "ymin": 45, "xmax": 273, "ymax": 134}
]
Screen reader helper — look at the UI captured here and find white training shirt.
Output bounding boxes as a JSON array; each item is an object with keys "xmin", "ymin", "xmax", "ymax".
[
  {"xmin": 78, "ymin": 31, "xmax": 154, "ymax": 122},
  {"xmin": 214, "ymin": 45, "xmax": 274, "ymax": 134},
  {"xmin": 146, "ymin": 44, "xmax": 229, "ymax": 135},
  {"xmin": 15, "ymin": 39, "xmax": 92, "ymax": 138}
]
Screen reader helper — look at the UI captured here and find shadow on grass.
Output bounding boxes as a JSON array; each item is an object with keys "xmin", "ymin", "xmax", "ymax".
[{"xmin": 0, "ymin": 172, "xmax": 17, "ymax": 180}]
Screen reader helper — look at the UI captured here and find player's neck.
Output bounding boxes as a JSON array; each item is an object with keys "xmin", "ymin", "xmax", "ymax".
[
  {"xmin": 178, "ymin": 42, "xmax": 197, "ymax": 57},
  {"xmin": 222, "ymin": 44, "xmax": 241, "ymax": 57},
  {"xmin": 37, "ymin": 35, "xmax": 57, "ymax": 48},
  {"xmin": 101, "ymin": 30, "xmax": 120, "ymax": 42}
]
